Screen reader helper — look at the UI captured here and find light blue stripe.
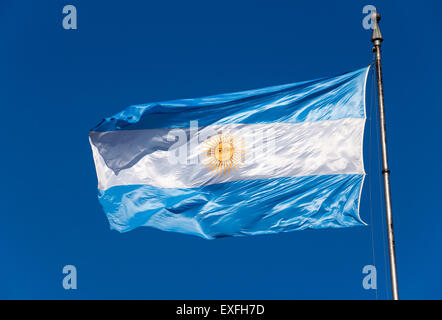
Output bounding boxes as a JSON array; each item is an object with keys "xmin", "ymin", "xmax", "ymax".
[
  {"xmin": 98, "ymin": 174, "xmax": 365, "ymax": 239},
  {"xmin": 93, "ymin": 67, "xmax": 369, "ymax": 131}
]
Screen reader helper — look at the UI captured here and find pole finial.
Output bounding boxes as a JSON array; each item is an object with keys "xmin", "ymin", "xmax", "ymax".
[{"xmin": 371, "ymin": 10, "xmax": 383, "ymax": 44}]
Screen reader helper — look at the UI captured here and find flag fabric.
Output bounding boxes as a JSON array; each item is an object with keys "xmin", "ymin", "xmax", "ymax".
[{"xmin": 89, "ymin": 67, "xmax": 370, "ymax": 239}]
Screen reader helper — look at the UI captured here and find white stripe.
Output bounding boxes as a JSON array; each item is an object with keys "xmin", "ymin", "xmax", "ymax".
[{"xmin": 91, "ymin": 118, "xmax": 365, "ymax": 190}]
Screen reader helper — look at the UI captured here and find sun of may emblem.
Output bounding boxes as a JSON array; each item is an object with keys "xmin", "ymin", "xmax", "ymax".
[{"xmin": 202, "ymin": 131, "xmax": 245, "ymax": 176}]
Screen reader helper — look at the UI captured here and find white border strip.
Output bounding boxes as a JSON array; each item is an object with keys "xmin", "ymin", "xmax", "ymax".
[
  {"xmin": 92, "ymin": 118, "xmax": 366, "ymax": 190},
  {"xmin": 356, "ymin": 65, "xmax": 371, "ymax": 226}
]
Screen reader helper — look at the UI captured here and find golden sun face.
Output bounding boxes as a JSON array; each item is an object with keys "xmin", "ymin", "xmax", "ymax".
[{"xmin": 202, "ymin": 131, "xmax": 245, "ymax": 176}]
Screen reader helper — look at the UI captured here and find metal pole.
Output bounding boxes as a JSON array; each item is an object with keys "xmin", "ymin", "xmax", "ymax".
[{"xmin": 371, "ymin": 11, "xmax": 399, "ymax": 300}]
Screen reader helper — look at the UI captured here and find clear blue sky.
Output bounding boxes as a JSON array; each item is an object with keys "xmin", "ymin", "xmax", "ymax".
[{"xmin": 1, "ymin": 0, "xmax": 441, "ymax": 299}]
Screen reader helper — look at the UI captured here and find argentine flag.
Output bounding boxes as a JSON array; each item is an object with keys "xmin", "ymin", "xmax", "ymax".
[{"xmin": 90, "ymin": 67, "xmax": 369, "ymax": 239}]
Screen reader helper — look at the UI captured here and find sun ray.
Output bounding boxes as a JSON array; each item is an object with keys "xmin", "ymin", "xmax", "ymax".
[{"xmin": 201, "ymin": 130, "xmax": 245, "ymax": 176}]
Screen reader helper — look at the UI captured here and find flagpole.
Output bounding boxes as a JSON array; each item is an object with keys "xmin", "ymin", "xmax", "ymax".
[{"xmin": 371, "ymin": 11, "xmax": 399, "ymax": 300}]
